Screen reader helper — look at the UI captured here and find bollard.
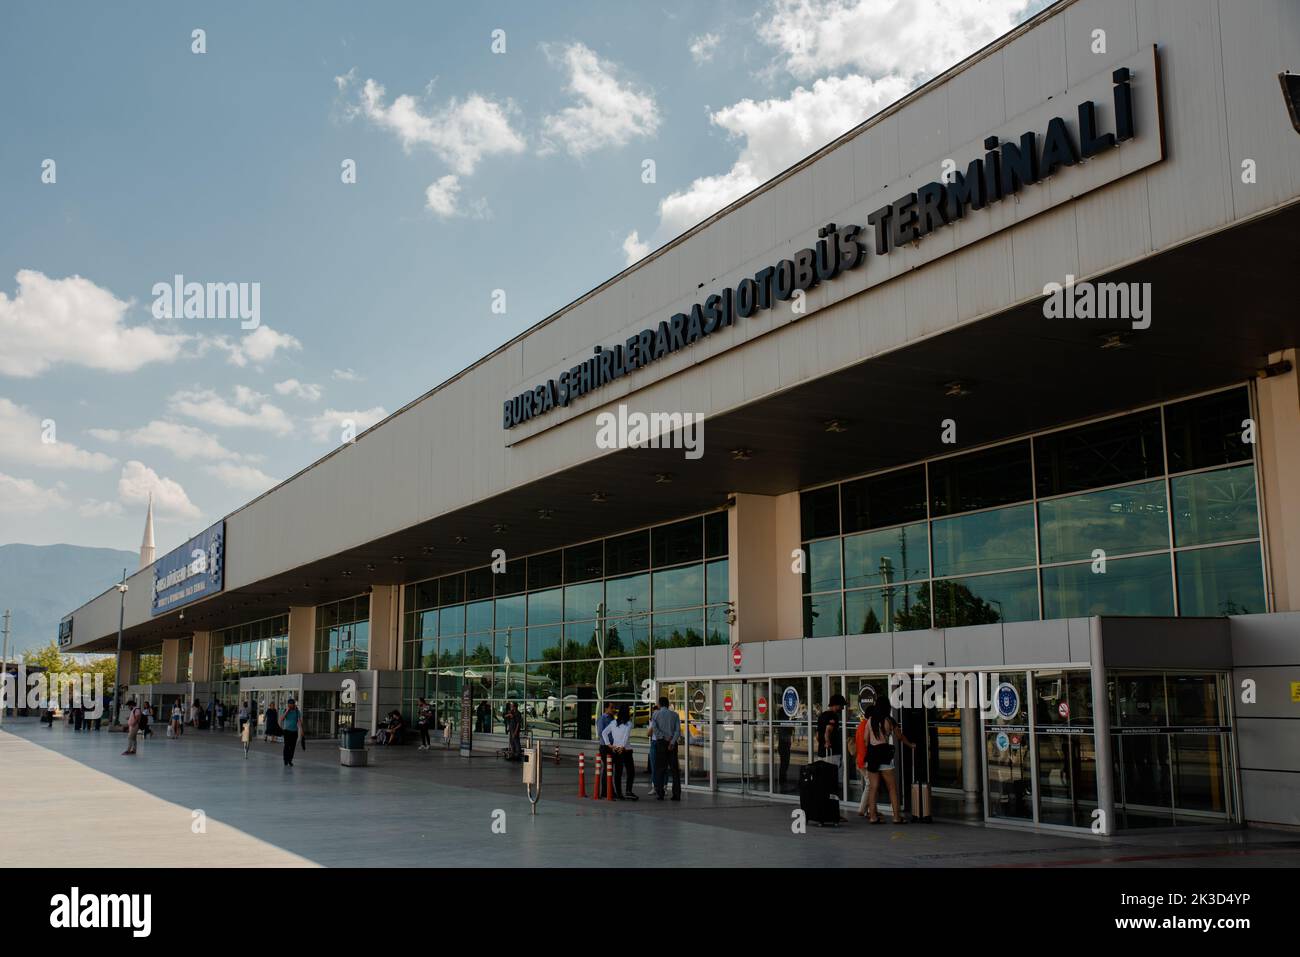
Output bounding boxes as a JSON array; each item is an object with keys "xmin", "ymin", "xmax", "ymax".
[
  {"xmin": 578, "ymin": 752, "xmax": 587, "ymax": 798},
  {"xmin": 554, "ymin": 744, "xmax": 561, "ymax": 765},
  {"xmin": 605, "ymin": 752, "xmax": 615, "ymax": 801},
  {"xmin": 593, "ymin": 754, "xmax": 603, "ymax": 800}
]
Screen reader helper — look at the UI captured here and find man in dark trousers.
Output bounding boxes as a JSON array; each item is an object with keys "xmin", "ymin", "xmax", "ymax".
[{"xmin": 649, "ymin": 697, "xmax": 683, "ymax": 800}]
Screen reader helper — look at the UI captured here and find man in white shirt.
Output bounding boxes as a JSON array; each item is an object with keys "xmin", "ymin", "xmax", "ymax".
[{"xmin": 600, "ymin": 705, "xmax": 638, "ymax": 800}]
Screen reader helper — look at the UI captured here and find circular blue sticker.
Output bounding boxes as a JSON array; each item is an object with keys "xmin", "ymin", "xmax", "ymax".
[
  {"xmin": 995, "ymin": 682, "xmax": 1020, "ymax": 721},
  {"xmin": 995, "ymin": 731, "xmax": 1009, "ymax": 752},
  {"xmin": 782, "ymin": 685, "xmax": 800, "ymax": 718}
]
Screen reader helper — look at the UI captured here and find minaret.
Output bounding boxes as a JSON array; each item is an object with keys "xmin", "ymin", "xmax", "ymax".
[{"xmin": 139, "ymin": 493, "xmax": 156, "ymax": 568}]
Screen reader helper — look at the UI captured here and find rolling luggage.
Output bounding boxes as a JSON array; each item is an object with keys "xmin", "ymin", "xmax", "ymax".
[
  {"xmin": 909, "ymin": 742, "xmax": 933, "ymax": 823},
  {"xmin": 799, "ymin": 760, "xmax": 841, "ymax": 827}
]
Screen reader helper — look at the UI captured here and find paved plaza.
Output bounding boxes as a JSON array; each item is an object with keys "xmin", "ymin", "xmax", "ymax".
[{"xmin": 2, "ymin": 718, "xmax": 1296, "ymax": 868}]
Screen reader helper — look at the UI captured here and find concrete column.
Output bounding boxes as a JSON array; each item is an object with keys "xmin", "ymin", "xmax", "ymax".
[
  {"xmin": 160, "ymin": 638, "xmax": 180, "ymax": 684},
  {"xmin": 727, "ymin": 492, "xmax": 804, "ymax": 644},
  {"xmin": 1256, "ymin": 350, "xmax": 1300, "ymax": 612},
  {"xmin": 118, "ymin": 650, "xmax": 135, "ymax": 691},
  {"xmin": 368, "ymin": 585, "xmax": 399, "ymax": 671},
  {"xmin": 961, "ymin": 702, "xmax": 982, "ymax": 813},
  {"xmin": 191, "ymin": 631, "xmax": 211, "ymax": 683},
  {"xmin": 1088, "ymin": 616, "xmax": 1114, "ymax": 837},
  {"xmin": 287, "ymin": 606, "xmax": 316, "ymax": 675}
]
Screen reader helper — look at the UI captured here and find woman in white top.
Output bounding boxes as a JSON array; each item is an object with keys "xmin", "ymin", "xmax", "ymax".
[
  {"xmin": 600, "ymin": 704, "xmax": 639, "ymax": 801},
  {"xmin": 170, "ymin": 701, "xmax": 183, "ymax": 738}
]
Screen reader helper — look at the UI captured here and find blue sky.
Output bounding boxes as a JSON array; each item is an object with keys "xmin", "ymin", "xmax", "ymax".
[{"xmin": 0, "ymin": 0, "xmax": 1048, "ymax": 553}]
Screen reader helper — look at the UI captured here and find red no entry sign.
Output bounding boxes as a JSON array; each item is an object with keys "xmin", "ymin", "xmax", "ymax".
[
  {"xmin": 723, "ymin": 694, "xmax": 734, "ymax": 712},
  {"xmin": 757, "ymin": 696, "xmax": 768, "ymax": 716},
  {"xmin": 732, "ymin": 644, "xmax": 742, "ymax": 667}
]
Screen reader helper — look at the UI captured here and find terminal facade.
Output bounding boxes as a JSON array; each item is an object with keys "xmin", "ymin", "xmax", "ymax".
[{"xmin": 61, "ymin": 0, "xmax": 1300, "ymax": 834}]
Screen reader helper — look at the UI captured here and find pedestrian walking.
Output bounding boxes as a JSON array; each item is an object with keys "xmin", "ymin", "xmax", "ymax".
[
  {"xmin": 505, "ymin": 702, "xmax": 523, "ymax": 761},
  {"xmin": 860, "ymin": 704, "xmax": 915, "ymax": 824},
  {"xmin": 141, "ymin": 702, "xmax": 154, "ymax": 738},
  {"xmin": 416, "ymin": 697, "xmax": 434, "ymax": 750},
  {"xmin": 121, "ymin": 700, "xmax": 141, "ymax": 756},
  {"xmin": 281, "ymin": 697, "xmax": 302, "ymax": 767},
  {"xmin": 650, "ymin": 696, "xmax": 682, "ymax": 800},
  {"xmin": 170, "ymin": 700, "xmax": 183, "ymax": 738},
  {"xmin": 216, "ymin": 700, "xmax": 225, "ymax": 731}
]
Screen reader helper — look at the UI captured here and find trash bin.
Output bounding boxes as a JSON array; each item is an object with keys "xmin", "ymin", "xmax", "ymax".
[{"xmin": 339, "ymin": 727, "xmax": 367, "ymax": 750}]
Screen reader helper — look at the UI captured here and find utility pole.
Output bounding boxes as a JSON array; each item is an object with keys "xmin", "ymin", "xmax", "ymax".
[
  {"xmin": 1, "ymin": 608, "xmax": 10, "ymax": 726},
  {"xmin": 111, "ymin": 568, "xmax": 128, "ymax": 729}
]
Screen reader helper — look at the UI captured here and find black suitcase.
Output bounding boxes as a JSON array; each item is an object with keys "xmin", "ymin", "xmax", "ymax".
[{"xmin": 799, "ymin": 760, "xmax": 841, "ymax": 827}]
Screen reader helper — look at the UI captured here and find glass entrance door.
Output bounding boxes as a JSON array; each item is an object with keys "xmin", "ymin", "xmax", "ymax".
[
  {"xmin": 714, "ymin": 678, "xmax": 746, "ymax": 791},
  {"xmin": 771, "ymin": 677, "xmax": 811, "ymax": 797}
]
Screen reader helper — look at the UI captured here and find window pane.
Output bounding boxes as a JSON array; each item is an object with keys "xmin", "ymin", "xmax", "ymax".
[
  {"xmin": 564, "ymin": 581, "xmax": 603, "ymax": 622},
  {"xmin": 526, "ymin": 550, "xmax": 563, "ymax": 590},
  {"xmin": 1171, "ymin": 465, "xmax": 1258, "ymax": 546},
  {"xmin": 840, "ymin": 465, "xmax": 927, "ymax": 533},
  {"xmin": 439, "ymin": 604, "xmax": 464, "ymax": 636},
  {"xmin": 704, "ymin": 511, "xmax": 728, "ymax": 558},
  {"xmin": 564, "ymin": 622, "xmax": 599, "ymax": 659},
  {"xmin": 527, "ymin": 587, "xmax": 563, "ymax": 625},
  {"xmin": 464, "ymin": 631, "xmax": 494, "ymax": 665},
  {"xmin": 933, "ymin": 570, "xmax": 1037, "ymax": 626},
  {"xmin": 414, "ymin": 581, "xmax": 438, "ymax": 610},
  {"xmin": 1167, "ymin": 674, "xmax": 1221, "ymax": 725},
  {"xmin": 1111, "ymin": 674, "xmax": 1167, "ymax": 726},
  {"xmin": 526, "ymin": 624, "xmax": 562, "ymax": 663},
  {"xmin": 845, "ymin": 582, "xmax": 931, "ymax": 634},
  {"xmin": 605, "ymin": 530, "xmax": 650, "ymax": 577},
  {"xmin": 1038, "ymin": 480, "xmax": 1168, "ymax": 563},
  {"xmin": 652, "ymin": 517, "xmax": 703, "ymax": 567},
  {"xmin": 1164, "ymin": 388, "xmax": 1252, "ymax": 473},
  {"xmin": 439, "ymin": 574, "xmax": 465, "ymax": 606},
  {"xmin": 1176, "ymin": 543, "xmax": 1266, "ymax": 616},
  {"xmin": 802, "ymin": 538, "xmax": 842, "ymax": 593},
  {"xmin": 929, "ymin": 441, "xmax": 1031, "ymax": 517},
  {"xmin": 931, "ymin": 504, "xmax": 1035, "ymax": 577},
  {"xmin": 1171, "ymin": 735, "xmax": 1229, "ymax": 819},
  {"xmin": 651, "ymin": 610, "xmax": 703, "ymax": 649},
  {"xmin": 800, "ymin": 485, "xmax": 839, "ymax": 540},
  {"xmin": 1034, "ymin": 409, "xmax": 1164, "ymax": 497},
  {"xmin": 652, "ymin": 563, "xmax": 704, "ymax": 610},
  {"xmin": 605, "ymin": 573, "xmax": 649, "ymax": 617},
  {"xmin": 706, "ymin": 558, "xmax": 729, "ymax": 604},
  {"xmin": 494, "ymin": 629, "xmax": 522, "ymax": 664},
  {"xmin": 465, "ymin": 599, "xmax": 493, "ymax": 634},
  {"xmin": 606, "ymin": 616, "xmax": 651, "ymax": 656},
  {"xmin": 803, "ymin": 593, "xmax": 843, "ymax": 638},
  {"xmin": 495, "ymin": 559, "xmax": 525, "ymax": 596},
  {"xmin": 563, "ymin": 540, "xmax": 603, "ymax": 583},
  {"xmin": 704, "ymin": 605, "xmax": 730, "ymax": 645},
  {"xmin": 1042, "ymin": 554, "xmax": 1173, "ymax": 618},
  {"xmin": 494, "ymin": 595, "xmax": 525, "ymax": 630},
  {"xmin": 843, "ymin": 521, "xmax": 929, "ymax": 588}
]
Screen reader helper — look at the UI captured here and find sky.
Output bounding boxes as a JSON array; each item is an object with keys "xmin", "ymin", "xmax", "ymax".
[{"xmin": 0, "ymin": 0, "xmax": 1051, "ymax": 555}]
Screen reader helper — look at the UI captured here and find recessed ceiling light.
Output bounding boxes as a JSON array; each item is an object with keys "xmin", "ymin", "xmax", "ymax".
[
  {"xmin": 823, "ymin": 419, "xmax": 848, "ymax": 433},
  {"xmin": 454, "ymin": 535, "xmax": 468, "ymax": 544},
  {"xmin": 537, "ymin": 508, "xmax": 554, "ymax": 520},
  {"xmin": 730, "ymin": 448, "xmax": 753, "ymax": 461},
  {"xmin": 1098, "ymin": 332, "xmax": 1131, "ymax": 350},
  {"xmin": 655, "ymin": 473, "xmax": 674, "ymax": 484},
  {"xmin": 591, "ymin": 491, "xmax": 608, "ymax": 503},
  {"xmin": 492, "ymin": 523, "xmax": 508, "ymax": 534},
  {"xmin": 943, "ymin": 381, "xmax": 972, "ymax": 398}
]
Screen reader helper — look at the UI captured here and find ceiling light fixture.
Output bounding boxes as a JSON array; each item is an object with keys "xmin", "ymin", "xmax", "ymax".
[
  {"xmin": 730, "ymin": 448, "xmax": 753, "ymax": 461},
  {"xmin": 537, "ymin": 508, "xmax": 554, "ymax": 520},
  {"xmin": 823, "ymin": 419, "xmax": 848, "ymax": 433},
  {"xmin": 591, "ymin": 491, "xmax": 608, "ymax": 503},
  {"xmin": 943, "ymin": 381, "xmax": 972, "ymax": 398},
  {"xmin": 655, "ymin": 473, "xmax": 674, "ymax": 484}
]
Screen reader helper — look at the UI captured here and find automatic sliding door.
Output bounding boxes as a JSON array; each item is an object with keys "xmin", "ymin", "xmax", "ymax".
[
  {"xmin": 771, "ymin": 677, "xmax": 810, "ymax": 796},
  {"xmin": 714, "ymin": 679, "xmax": 744, "ymax": 792}
]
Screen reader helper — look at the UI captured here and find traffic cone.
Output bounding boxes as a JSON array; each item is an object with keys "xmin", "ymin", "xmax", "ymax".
[
  {"xmin": 578, "ymin": 752, "xmax": 587, "ymax": 798},
  {"xmin": 605, "ymin": 753, "xmax": 615, "ymax": 801},
  {"xmin": 592, "ymin": 754, "xmax": 602, "ymax": 800}
]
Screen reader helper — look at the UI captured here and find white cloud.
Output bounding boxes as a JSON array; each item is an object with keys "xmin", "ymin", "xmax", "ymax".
[
  {"xmin": 540, "ymin": 43, "xmax": 661, "ymax": 158},
  {"xmin": 0, "ymin": 471, "xmax": 68, "ymax": 513},
  {"xmin": 425, "ymin": 174, "xmax": 462, "ymax": 217},
  {"xmin": 87, "ymin": 428, "xmax": 121, "ymax": 442},
  {"xmin": 0, "ymin": 270, "xmax": 189, "ymax": 378},
  {"xmin": 118, "ymin": 460, "xmax": 201, "ymax": 520},
  {"xmin": 332, "ymin": 368, "xmax": 364, "ymax": 383},
  {"xmin": 308, "ymin": 407, "xmax": 387, "ymax": 443},
  {"xmin": 655, "ymin": 73, "xmax": 911, "ymax": 236},
  {"xmin": 78, "ymin": 499, "xmax": 124, "ymax": 519},
  {"xmin": 203, "ymin": 461, "xmax": 277, "ymax": 493},
  {"xmin": 169, "ymin": 388, "xmax": 294, "ymax": 436},
  {"xmin": 758, "ymin": 0, "xmax": 1042, "ymax": 81},
  {"xmin": 341, "ymin": 73, "xmax": 525, "ymax": 175},
  {"xmin": 0, "ymin": 398, "xmax": 117, "ymax": 472},
  {"xmin": 622, "ymin": 230, "xmax": 652, "ymax": 267},
  {"xmin": 202, "ymin": 325, "xmax": 301, "ymax": 367},
  {"xmin": 274, "ymin": 379, "xmax": 322, "ymax": 402},
  {"xmin": 122, "ymin": 420, "xmax": 241, "ymax": 462},
  {"xmin": 689, "ymin": 33, "xmax": 721, "ymax": 64}
]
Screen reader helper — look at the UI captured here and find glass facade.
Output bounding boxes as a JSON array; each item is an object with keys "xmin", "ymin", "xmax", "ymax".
[
  {"xmin": 800, "ymin": 387, "xmax": 1266, "ymax": 635},
  {"xmin": 314, "ymin": 595, "xmax": 370, "ymax": 672},
  {"xmin": 400, "ymin": 510, "xmax": 729, "ymax": 741},
  {"xmin": 208, "ymin": 614, "xmax": 289, "ymax": 717}
]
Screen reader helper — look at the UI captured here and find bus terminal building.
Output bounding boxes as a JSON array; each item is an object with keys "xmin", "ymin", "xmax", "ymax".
[{"xmin": 61, "ymin": 0, "xmax": 1300, "ymax": 834}]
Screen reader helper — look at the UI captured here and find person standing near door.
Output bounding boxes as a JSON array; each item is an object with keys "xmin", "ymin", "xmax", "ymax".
[
  {"xmin": 601, "ymin": 704, "xmax": 638, "ymax": 800},
  {"xmin": 281, "ymin": 697, "xmax": 302, "ymax": 767},
  {"xmin": 650, "ymin": 696, "xmax": 682, "ymax": 800},
  {"xmin": 416, "ymin": 697, "xmax": 434, "ymax": 751},
  {"xmin": 505, "ymin": 702, "xmax": 523, "ymax": 761}
]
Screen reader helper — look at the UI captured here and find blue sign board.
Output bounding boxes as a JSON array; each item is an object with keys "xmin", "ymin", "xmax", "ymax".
[
  {"xmin": 782, "ymin": 685, "xmax": 800, "ymax": 719},
  {"xmin": 995, "ymin": 682, "xmax": 1020, "ymax": 721},
  {"xmin": 151, "ymin": 521, "xmax": 224, "ymax": 616}
]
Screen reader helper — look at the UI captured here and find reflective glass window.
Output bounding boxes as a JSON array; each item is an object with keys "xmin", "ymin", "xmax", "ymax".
[
  {"xmin": 1038, "ymin": 480, "xmax": 1168, "ymax": 564},
  {"xmin": 931, "ymin": 504, "xmax": 1035, "ymax": 577}
]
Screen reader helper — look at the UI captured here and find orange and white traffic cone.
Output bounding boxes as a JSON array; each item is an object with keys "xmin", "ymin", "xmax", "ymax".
[
  {"xmin": 592, "ymin": 754, "xmax": 602, "ymax": 800},
  {"xmin": 605, "ymin": 753, "xmax": 615, "ymax": 801},
  {"xmin": 578, "ymin": 752, "xmax": 587, "ymax": 798}
]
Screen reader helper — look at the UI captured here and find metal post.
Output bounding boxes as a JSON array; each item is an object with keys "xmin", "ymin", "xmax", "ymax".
[
  {"xmin": 1, "ymin": 608, "xmax": 10, "ymax": 725},
  {"xmin": 111, "ymin": 569, "xmax": 127, "ymax": 729}
]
